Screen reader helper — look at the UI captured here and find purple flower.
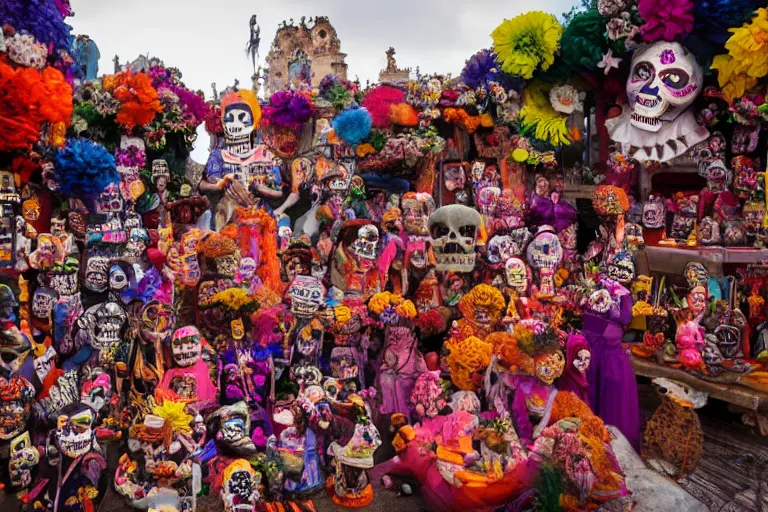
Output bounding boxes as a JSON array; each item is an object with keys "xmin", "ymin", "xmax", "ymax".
[{"xmin": 263, "ymin": 91, "xmax": 313, "ymax": 128}]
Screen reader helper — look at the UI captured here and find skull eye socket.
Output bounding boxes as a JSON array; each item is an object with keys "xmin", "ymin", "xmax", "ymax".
[
  {"xmin": 632, "ymin": 61, "xmax": 654, "ymax": 82},
  {"xmin": 659, "ymin": 69, "xmax": 690, "ymax": 90},
  {"xmin": 459, "ymin": 224, "xmax": 476, "ymax": 238},
  {"xmin": 431, "ymin": 224, "xmax": 450, "ymax": 239}
]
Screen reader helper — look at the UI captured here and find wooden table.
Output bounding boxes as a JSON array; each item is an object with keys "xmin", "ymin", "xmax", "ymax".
[{"xmin": 632, "ymin": 356, "xmax": 768, "ymax": 415}]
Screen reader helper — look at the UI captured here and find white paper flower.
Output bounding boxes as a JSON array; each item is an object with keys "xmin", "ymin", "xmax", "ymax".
[{"xmin": 549, "ymin": 84, "xmax": 583, "ymax": 114}]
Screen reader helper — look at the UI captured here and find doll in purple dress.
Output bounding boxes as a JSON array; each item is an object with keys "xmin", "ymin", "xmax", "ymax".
[
  {"xmin": 583, "ymin": 276, "xmax": 641, "ymax": 450},
  {"xmin": 557, "ymin": 333, "xmax": 591, "ymax": 408}
]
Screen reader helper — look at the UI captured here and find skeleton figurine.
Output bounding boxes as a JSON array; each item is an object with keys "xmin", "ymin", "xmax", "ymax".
[
  {"xmin": 330, "ymin": 221, "xmax": 382, "ymax": 301},
  {"xmin": 606, "ymin": 41, "xmax": 708, "ymax": 162},
  {"xmin": 285, "ymin": 276, "xmax": 326, "ymax": 365},
  {"xmin": 526, "ymin": 226, "xmax": 563, "ymax": 298}
]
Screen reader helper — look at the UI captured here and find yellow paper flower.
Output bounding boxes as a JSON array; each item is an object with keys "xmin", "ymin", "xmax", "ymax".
[
  {"xmin": 520, "ymin": 83, "xmax": 571, "ymax": 146},
  {"xmin": 152, "ymin": 399, "xmax": 192, "ymax": 435},
  {"xmin": 492, "ymin": 11, "xmax": 563, "ymax": 79},
  {"xmin": 511, "ymin": 148, "xmax": 530, "ymax": 163},
  {"xmin": 394, "ymin": 300, "xmax": 417, "ymax": 319},
  {"xmin": 444, "ymin": 335, "xmax": 493, "ymax": 390},
  {"xmin": 711, "ymin": 8, "xmax": 768, "ymax": 101},
  {"xmin": 356, "ymin": 143, "xmax": 376, "ymax": 158}
]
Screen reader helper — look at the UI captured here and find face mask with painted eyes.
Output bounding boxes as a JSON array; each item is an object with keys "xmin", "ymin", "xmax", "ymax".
[
  {"xmin": 627, "ymin": 42, "xmax": 703, "ymax": 132},
  {"xmin": 573, "ymin": 349, "xmax": 591, "ymax": 373},
  {"xmin": 534, "ymin": 351, "xmax": 565, "ymax": 385},
  {"xmin": 109, "ymin": 264, "xmax": 128, "ymax": 292},
  {"xmin": 223, "ymin": 103, "xmax": 255, "ymax": 142}
]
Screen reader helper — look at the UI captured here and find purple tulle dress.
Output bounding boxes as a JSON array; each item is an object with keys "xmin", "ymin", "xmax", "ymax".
[{"xmin": 583, "ymin": 279, "xmax": 641, "ymax": 450}]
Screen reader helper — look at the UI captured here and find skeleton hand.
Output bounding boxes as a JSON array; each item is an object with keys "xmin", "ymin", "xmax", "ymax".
[{"xmin": 225, "ymin": 180, "xmax": 255, "ymax": 207}]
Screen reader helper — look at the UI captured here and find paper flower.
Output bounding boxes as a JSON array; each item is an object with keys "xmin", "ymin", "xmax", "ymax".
[
  {"xmin": 520, "ymin": 83, "xmax": 571, "ymax": 146},
  {"xmin": 362, "ymin": 86, "xmax": 405, "ymax": 128},
  {"xmin": 332, "ymin": 107, "xmax": 372, "ymax": 146},
  {"xmin": 559, "ymin": 9, "xmax": 610, "ymax": 72},
  {"xmin": 461, "ymin": 49, "xmax": 502, "ymax": 89},
  {"xmin": 639, "ymin": 0, "xmax": 695, "ymax": 42},
  {"xmin": 597, "ymin": 49, "xmax": 623, "ymax": 75},
  {"xmin": 491, "ymin": 11, "xmax": 563, "ymax": 79},
  {"xmin": 53, "ymin": 138, "xmax": 118, "ymax": 198},
  {"xmin": 103, "ymin": 71, "xmax": 162, "ymax": 129},
  {"xmin": 711, "ymin": 8, "xmax": 768, "ymax": 101},
  {"xmin": 444, "ymin": 335, "xmax": 493, "ymax": 390},
  {"xmin": 597, "ymin": 0, "xmax": 627, "ymax": 17},
  {"xmin": 549, "ymin": 85, "xmax": 583, "ymax": 114},
  {"xmin": 262, "ymin": 90, "xmax": 313, "ymax": 128}
]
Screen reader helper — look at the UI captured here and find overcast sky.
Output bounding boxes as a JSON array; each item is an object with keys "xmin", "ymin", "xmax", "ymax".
[{"xmin": 69, "ymin": 0, "xmax": 576, "ymax": 162}]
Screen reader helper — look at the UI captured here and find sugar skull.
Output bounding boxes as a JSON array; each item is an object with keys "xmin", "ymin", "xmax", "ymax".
[
  {"xmin": 534, "ymin": 350, "xmax": 565, "ymax": 385},
  {"xmin": 99, "ymin": 182, "xmax": 123, "ymax": 213},
  {"xmin": 350, "ymin": 224, "xmax": 379, "ymax": 261},
  {"xmin": 627, "ymin": 42, "xmax": 703, "ymax": 132},
  {"xmin": 139, "ymin": 300, "xmax": 176, "ymax": 346},
  {"xmin": 505, "ymin": 257, "xmax": 530, "ymax": 295},
  {"xmin": 223, "ymin": 98, "xmax": 256, "ymax": 143},
  {"xmin": 699, "ymin": 159, "xmax": 731, "ymax": 192},
  {"xmin": 221, "ymin": 459, "xmax": 260, "ymax": 512},
  {"xmin": 525, "ymin": 226, "xmax": 563, "ymax": 297},
  {"xmin": 84, "ymin": 255, "xmax": 110, "ymax": 293},
  {"xmin": 234, "ymin": 257, "xmax": 257, "ymax": 285},
  {"xmin": 286, "ymin": 275, "xmax": 325, "ymax": 318},
  {"xmin": 606, "ymin": 251, "xmax": 635, "ymax": 284},
  {"xmin": 171, "ymin": 326, "xmax": 202, "ymax": 367},
  {"xmin": 684, "ymin": 262, "xmax": 708, "ymax": 290},
  {"xmin": 642, "ymin": 195, "xmax": 666, "ymax": 229},
  {"xmin": 0, "ymin": 376, "xmax": 35, "ymax": 440},
  {"xmin": 401, "ymin": 192, "xmax": 436, "ymax": 236},
  {"xmin": 109, "ymin": 263, "xmax": 129, "ymax": 292},
  {"xmin": 429, "ymin": 204, "xmax": 482, "ymax": 272},
  {"xmin": 78, "ymin": 301, "xmax": 127, "ymax": 362},
  {"xmin": 573, "ymin": 348, "xmax": 591, "ymax": 373},
  {"xmin": 55, "ymin": 403, "xmax": 96, "ymax": 458},
  {"xmin": 688, "ymin": 285, "xmax": 708, "ymax": 314},
  {"xmin": 31, "ymin": 286, "xmax": 58, "ymax": 322},
  {"xmin": 443, "ymin": 163, "xmax": 466, "ymax": 192},
  {"xmin": 126, "ymin": 228, "xmax": 149, "ymax": 261},
  {"xmin": 9, "ymin": 431, "xmax": 39, "ymax": 489}
]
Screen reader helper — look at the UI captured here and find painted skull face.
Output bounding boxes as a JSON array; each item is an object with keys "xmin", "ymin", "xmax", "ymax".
[
  {"xmin": 476, "ymin": 186, "xmax": 500, "ymax": 218},
  {"xmin": 627, "ymin": 42, "xmax": 703, "ymax": 132},
  {"xmin": 401, "ymin": 193, "xmax": 436, "ymax": 236},
  {"xmin": 223, "ymin": 102, "xmax": 255, "ymax": 142},
  {"xmin": 126, "ymin": 228, "xmax": 149, "ymax": 260},
  {"xmin": 80, "ymin": 301, "xmax": 127, "ymax": 353},
  {"xmin": 573, "ymin": 349, "xmax": 591, "ymax": 373},
  {"xmin": 642, "ymin": 196, "xmax": 666, "ymax": 228},
  {"xmin": 330, "ymin": 347, "xmax": 358, "ymax": 380},
  {"xmin": 55, "ymin": 404, "xmax": 95, "ymax": 458},
  {"xmin": 589, "ymin": 289, "xmax": 613, "ymax": 314},
  {"xmin": 0, "ymin": 377, "xmax": 34, "ymax": 440},
  {"xmin": 350, "ymin": 225, "xmax": 379, "ymax": 261},
  {"xmin": 486, "ymin": 235, "xmax": 516, "ymax": 265},
  {"xmin": 31, "ymin": 286, "xmax": 57, "ymax": 320},
  {"xmin": 443, "ymin": 163, "xmax": 466, "ymax": 192},
  {"xmin": 221, "ymin": 460, "xmax": 260, "ymax": 512},
  {"xmin": 534, "ymin": 351, "xmax": 565, "ymax": 385},
  {"xmin": 607, "ymin": 251, "xmax": 635, "ymax": 284},
  {"xmin": 99, "ymin": 182, "xmax": 123, "ymax": 213},
  {"xmin": 9, "ymin": 432, "xmax": 39, "ymax": 488},
  {"xmin": 624, "ymin": 222, "xmax": 645, "ymax": 250},
  {"xmin": 429, "ymin": 205, "xmax": 482, "ymax": 272},
  {"xmin": 684, "ymin": 262, "xmax": 708, "ymax": 289},
  {"xmin": 84, "ymin": 255, "xmax": 110, "ymax": 292},
  {"xmin": 140, "ymin": 301, "xmax": 176, "ymax": 345},
  {"xmin": 286, "ymin": 275, "xmax": 325, "ymax": 318},
  {"xmin": 171, "ymin": 326, "xmax": 202, "ymax": 367},
  {"xmin": 234, "ymin": 257, "xmax": 256, "ymax": 284},
  {"xmin": 688, "ymin": 285, "xmax": 707, "ymax": 314},
  {"xmin": 109, "ymin": 264, "xmax": 128, "ymax": 292},
  {"xmin": 505, "ymin": 257, "xmax": 529, "ymax": 294},
  {"xmin": 699, "ymin": 159, "xmax": 731, "ymax": 191},
  {"xmin": 215, "ymin": 253, "xmax": 240, "ymax": 279}
]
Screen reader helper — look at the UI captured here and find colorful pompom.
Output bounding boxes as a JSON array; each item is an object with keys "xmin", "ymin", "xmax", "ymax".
[
  {"xmin": 332, "ymin": 108, "xmax": 372, "ymax": 146},
  {"xmin": 53, "ymin": 138, "xmax": 119, "ymax": 198}
]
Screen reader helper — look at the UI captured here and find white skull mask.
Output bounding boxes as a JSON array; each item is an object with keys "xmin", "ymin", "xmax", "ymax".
[
  {"xmin": 84, "ymin": 255, "xmax": 110, "ymax": 292},
  {"xmin": 235, "ymin": 257, "xmax": 257, "ymax": 284},
  {"xmin": 171, "ymin": 326, "xmax": 202, "ymax": 367},
  {"xmin": 350, "ymin": 225, "xmax": 379, "ymax": 261},
  {"xmin": 55, "ymin": 405, "xmax": 95, "ymax": 459},
  {"xmin": 286, "ymin": 276, "xmax": 325, "ymax": 318},
  {"xmin": 526, "ymin": 226, "xmax": 563, "ymax": 296},
  {"xmin": 505, "ymin": 257, "xmax": 530, "ymax": 294},
  {"xmin": 429, "ymin": 205, "xmax": 481, "ymax": 272},
  {"xmin": 573, "ymin": 349, "xmax": 591, "ymax": 372},
  {"xmin": 109, "ymin": 264, "xmax": 128, "ymax": 292},
  {"xmin": 32, "ymin": 287, "xmax": 58, "ymax": 320},
  {"xmin": 223, "ymin": 103, "xmax": 255, "ymax": 142},
  {"xmin": 627, "ymin": 42, "xmax": 703, "ymax": 132},
  {"xmin": 80, "ymin": 301, "xmax": 127, "ymax": 351},
  {"xmin": 486, "ymin": 234, "xmax": 518, "ymax": 265}
]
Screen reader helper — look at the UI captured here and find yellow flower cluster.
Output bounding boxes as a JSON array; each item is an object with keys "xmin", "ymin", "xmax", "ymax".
[
  {"xmin": 444, "ymin": 335, "xmax": 493, "ymax": 390},
  {"xmin": 458, "ymin": 284, "xmax": 506, "ymax": 323},
  {"xmin": 368, "ymin": 291, "xmax": 418, "ymax": 319},
  {"xmin": 519, "ymin": 84, "xmax": 571, "ymax": 146},
  {"xmin": 152, "ymin": 399, "xmax": 193, "ymax": 435},
  {"xmin": 211, "ymin": 288, "xmax": 255, "ymax": 312},
  {"xmin": 711, "ymin": 8, "xmax": 768, "ymax": 101},
  {"xmin": 492, "ymin": 11, "xmax": 563, "ymax": 79}
]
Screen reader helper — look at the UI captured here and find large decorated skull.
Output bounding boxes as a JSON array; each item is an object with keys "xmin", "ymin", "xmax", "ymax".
[
  {"xmin": 429, "ymin": 205, "xmax": 482, "ymax": 272},
  {"xmin": 350, "ymin": 224, "xmax": 379, "ymax": 261},
  {"xmin": 84, "ymin": 254, "xmax": 110, "ymax": 293},
  {"xmin": 78, "ymin": 301, "xmax": 127, "ymax": 363},
  {"xmin": 607, "ymin": 41, "xmax": 708, "ymax": 162},
  {"xmin": 170, "ymin": 326, "xmax": 202, "ymax": 367},
  {"xmin": 55, "ymin": 403, "xmax": 96, "ymax": 458},
  {"xmin": 286, "ymin": 275, "xmax": 325, "ymax": 318},
  {"xmin": 223, "ymin": 100, "xmax": 256, "ymax": 143},
  {"xmin": 525, "ymin": 226, "xmax": 563, "ymax": 297},
  {"xmin": 221, "ymin": 459, "xmax": 260, "ymax": 512}
]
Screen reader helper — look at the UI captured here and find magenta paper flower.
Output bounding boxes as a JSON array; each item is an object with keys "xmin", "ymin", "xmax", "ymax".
[{"xmin": 639, "ymin": 0, "xmax": 694, "ymax": 42}]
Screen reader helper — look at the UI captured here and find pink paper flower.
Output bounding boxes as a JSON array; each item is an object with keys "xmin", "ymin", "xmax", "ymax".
[{"xmin": 639, "ymin": 0, "xmax": 694, "ymax": 42}]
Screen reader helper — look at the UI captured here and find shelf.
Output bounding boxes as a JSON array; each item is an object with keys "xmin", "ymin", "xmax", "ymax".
[
  {"xmin": 638, "ymin": 245, "xmax": 768, "ymax": 275},
  {"xmin": 565, "ymin": 184, "xmax": 596, "ymax": 200},
  {"xmin": 632, "ymin": 356, "xmax": 768, "ymax": 414}
]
